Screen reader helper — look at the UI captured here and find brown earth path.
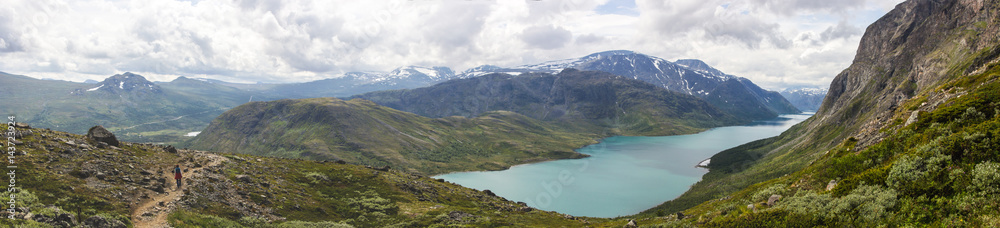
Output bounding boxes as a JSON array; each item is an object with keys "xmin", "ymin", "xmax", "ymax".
[{"xmin": 130, "ymin": 151, "xmax": 227, "ymax": 228}]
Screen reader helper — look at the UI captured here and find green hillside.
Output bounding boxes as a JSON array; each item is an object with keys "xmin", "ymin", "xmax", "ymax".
[
  {"xmin": 185, "ymin": 98, "xmax": 598, "ymax": 175},
  {"xmin": 1, "ymin": 125, "xmax": 619, "ymax": 227}
]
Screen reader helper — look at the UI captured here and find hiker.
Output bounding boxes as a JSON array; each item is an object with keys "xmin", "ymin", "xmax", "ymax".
[{"xmin": 173, "ymin": 164, "xmax": 182, "ymax": 190}]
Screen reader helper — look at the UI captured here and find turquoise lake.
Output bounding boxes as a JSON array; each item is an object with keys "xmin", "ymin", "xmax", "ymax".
[{"xmin": 434, "ymin": 113, "xmax": 813, "ymax": 218}]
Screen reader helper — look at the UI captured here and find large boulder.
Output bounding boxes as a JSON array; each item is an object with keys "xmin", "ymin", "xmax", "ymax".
[
  {"xmin": 87, "ymin": 126, "xmax": 119, "ymax": 147},
  {"xmin": 624, "ymin": 219, "xmax": 638, "ymax": 228}
]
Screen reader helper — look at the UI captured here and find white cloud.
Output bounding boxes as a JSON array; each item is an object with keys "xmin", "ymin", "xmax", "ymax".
[{"xmin": 0, "ymin": 0, "xmax": 903, "ymax": 90}]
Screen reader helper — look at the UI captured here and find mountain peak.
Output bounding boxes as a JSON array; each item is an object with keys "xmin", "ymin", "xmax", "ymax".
[
  {"xmin": 586, "ymin": 50, "xmax": 638, "ymax": 57},
  {"xmin": 674, "ymin": 59, "xmax": 726, "ymax": 76},
  {"xmin": 87, "ymin": 72, "xmax": 161, "ymax": 94}
]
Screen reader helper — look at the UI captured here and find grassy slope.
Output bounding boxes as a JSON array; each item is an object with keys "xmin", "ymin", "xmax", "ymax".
[
  {"xmin": 0, "ymin": 126, "xmax": 614, "ymax": 227},
  {"xmin": 186, "ymin": 98, "xmax": 598, "ymax": 175}
]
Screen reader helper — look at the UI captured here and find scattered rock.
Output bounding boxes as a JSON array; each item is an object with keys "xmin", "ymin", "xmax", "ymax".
[
  {"xmin": 32, "ymin": 208, "xmax": 76, "ymax": 228},
  {"xmin": 826, "ymin": 179, "xmax": 838, "ymax": 191},
  {"xmin": 563, "ymin": 214, "xmax": 574, "ymax": 220},
  {"xmin": 624, "ymin": 219, "xmax": 638, "ymax": 228},
  {"xmin": 447, "ymin": 211, "xmax": 477, "ymax": 221},
  {"xmin": 86, "ymin": 126, "xmax": 119, "ymax": 147},
  {"xmin": 96, "ymin": 172, "xmax": 107, "ymax": 180},
  {"xmin": 14, "ymin": 122, "xmax": 30, "ymax": 129},
  {"xmin": 483, "ymin": 189, "xmax": 496, "ymax": 197},
  {"xmin": 82, "ymin": 215, "xmax": 127, "ymax": 228},
  {"xmin": 236, "ymin": 175, "xmax": 252, "ymax": 182},
  {"xmin": 676, "ymin": 212, "xmax": 684, "ymax": 219},
  {"xmin": 366, "ymin": 165, "xmax": 391, "ymax": 171},
  {"xmin": 905, "ymin": 111, "xmax": 920, "ymax": 126},
  {"xmin": 767, "ymin": 194, "xmax": 782, "ymax": 206},
  {"xmin": 517, "ymin": 207, "xmax": 533, "ymax": 212},
  {"xmin": 164, "ymin": 145, "xmax": 178, "ymax": 153},
  {"xmin": 748, "ymin": 204, "xmax": 755, "ymax": 210}
]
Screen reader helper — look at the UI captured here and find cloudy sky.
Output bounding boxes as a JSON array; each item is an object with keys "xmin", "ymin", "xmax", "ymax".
[{"xmin": 1, "ymin": 0, "xmax": 903, "ymax": 90}]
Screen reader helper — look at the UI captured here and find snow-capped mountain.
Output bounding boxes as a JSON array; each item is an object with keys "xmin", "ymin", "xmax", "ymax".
[
  {"xmin": 263, "ymin": 50, "xmax": 800, "ymax": 119},
  {"xmin": 780, "ymin": 87, "xmax": 829, "ymax": 112},
  {"xmin": 459, "ymin": 50, "xmax": 801, "ymax": 119},
  {"xmin": 85, "ymin": 72, "xmax": 162, "ymax": 95},
  {"xmin": 266, "ymin": 66, "xmax": 461, "ymax": 98}
]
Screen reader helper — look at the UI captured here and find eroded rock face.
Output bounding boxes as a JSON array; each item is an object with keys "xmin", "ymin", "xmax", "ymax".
[
  {"xmin": 817, "ymin": 0, "xmax": 1000, "ymax": 150},
  {"xmin": 87, "ymin": 126, "xmax": 119, "ymax": 147}
]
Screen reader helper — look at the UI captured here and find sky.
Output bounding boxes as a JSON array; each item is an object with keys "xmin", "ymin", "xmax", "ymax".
[{"xmin": 0, "ymin": 0, "xmax": 904, "ymax": 90}]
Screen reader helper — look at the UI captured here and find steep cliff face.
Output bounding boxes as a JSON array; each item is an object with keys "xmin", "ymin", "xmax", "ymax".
[
  {"xmin": 817, "ymin": 0, "xmax": 1000, "ymax": 149},
  {"xmin": 641, "ymin": 0, "xmax": 1000, "ymax": 222}
]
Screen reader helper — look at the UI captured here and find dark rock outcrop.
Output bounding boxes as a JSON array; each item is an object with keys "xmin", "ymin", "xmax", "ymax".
[
  {"xmin": 82, "ymin": 215, "xmax": 127, "ymax": 228},
  {"xmin": 86, "ymin": 126, "xmax": 119, "ymax": 147}
]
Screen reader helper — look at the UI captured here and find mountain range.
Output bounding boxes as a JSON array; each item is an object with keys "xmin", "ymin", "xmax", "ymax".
[
  {"xmin": 780, "ymin": 87, "xmax": 828, "ymax": 111},
  {"xmin": 0, "ymin": 72, "xmax": 245, "ymax": 143},
  {"xmin": 2, "ymin": 51, "xmax": 795, "ymax": 145}
]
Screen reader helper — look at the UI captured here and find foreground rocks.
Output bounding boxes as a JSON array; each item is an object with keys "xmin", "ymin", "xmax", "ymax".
[{"xmin": 87, "ymin": 125, "xmax": 120, "ymax": 147}]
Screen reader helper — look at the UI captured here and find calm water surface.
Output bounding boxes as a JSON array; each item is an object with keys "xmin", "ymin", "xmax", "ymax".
[{"xmin": 434, "ymin": 113, "xmax": 812, "ymax": 217}]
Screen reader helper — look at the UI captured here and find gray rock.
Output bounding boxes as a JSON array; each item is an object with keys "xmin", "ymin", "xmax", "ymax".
[
  {"xmin": 96, "ymin": 172, "xmax": 107, "ymax": 180},
  {"xmin": 624, "ymin": 219, "xmax": 638, "ymax": 228},
  {"xmin": 826, "ymin": 179, "xmax": 838, "ymax": 191},
  {"xmin": 164, "ymin": 145, "xmax": 178, "ymax": 154},
  {"xmin": 447, "ymin": 211, "xmax": 477, "ymax": 221},
  {"xmin": 32, "ymin": 209, "xmax": 76, "ymax": 228},
  {"xmin": 87, "ymin": 126, "xmax": 119, "ymax": 147},
  {"xmin": 236, "ymin": 175, "xmax": 252, "ymax": 182},
  {"xmin": 14, "ymin": 122, "xmax": 30, "ymax": 129},
  {"xmin": 767, "ymin": 194, "xmax": 782, "ymax": 206},
  {"xmin": 83, "ymin": 215, "xmax": 127, "ymax": 228},
  {"xmin": 905, "ymin": 111, "xmax": 920, "ymax": 126}
]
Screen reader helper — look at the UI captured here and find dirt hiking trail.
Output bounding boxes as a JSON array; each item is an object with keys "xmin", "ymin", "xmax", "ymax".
[{"xmin": 131, "ymin": 151, "xmax": 227, "ymax": 228}]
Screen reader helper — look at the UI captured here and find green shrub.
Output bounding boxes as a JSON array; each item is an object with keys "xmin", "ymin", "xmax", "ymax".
[
  {"xmin": 751, "ymin": 184, "xmax": 787, "ymax": 203},
  {"xmin": 347, "ymin": 190, "xmax": 398, "ymax": 215},
  {"xmin": 970, "ymin": 162, "xmax": 1000, "ymax": 195},
  {"xmin": 780, "ymin": 185, "xmax": 897, "ymax": 224},
  {"xmin": 304, "ymin": 172, "xmax": 330, "ymax": 185},
  {"xmin": 886, "ymin": 150, "xmax": 951, "ymax": 195},
  {"xmin": 168, "ymin": 210, "xmax": 242, "ymax": 228},
  {"xmin": 271, "ymin": 221, "xmax": 354, "ymax": 228}
]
